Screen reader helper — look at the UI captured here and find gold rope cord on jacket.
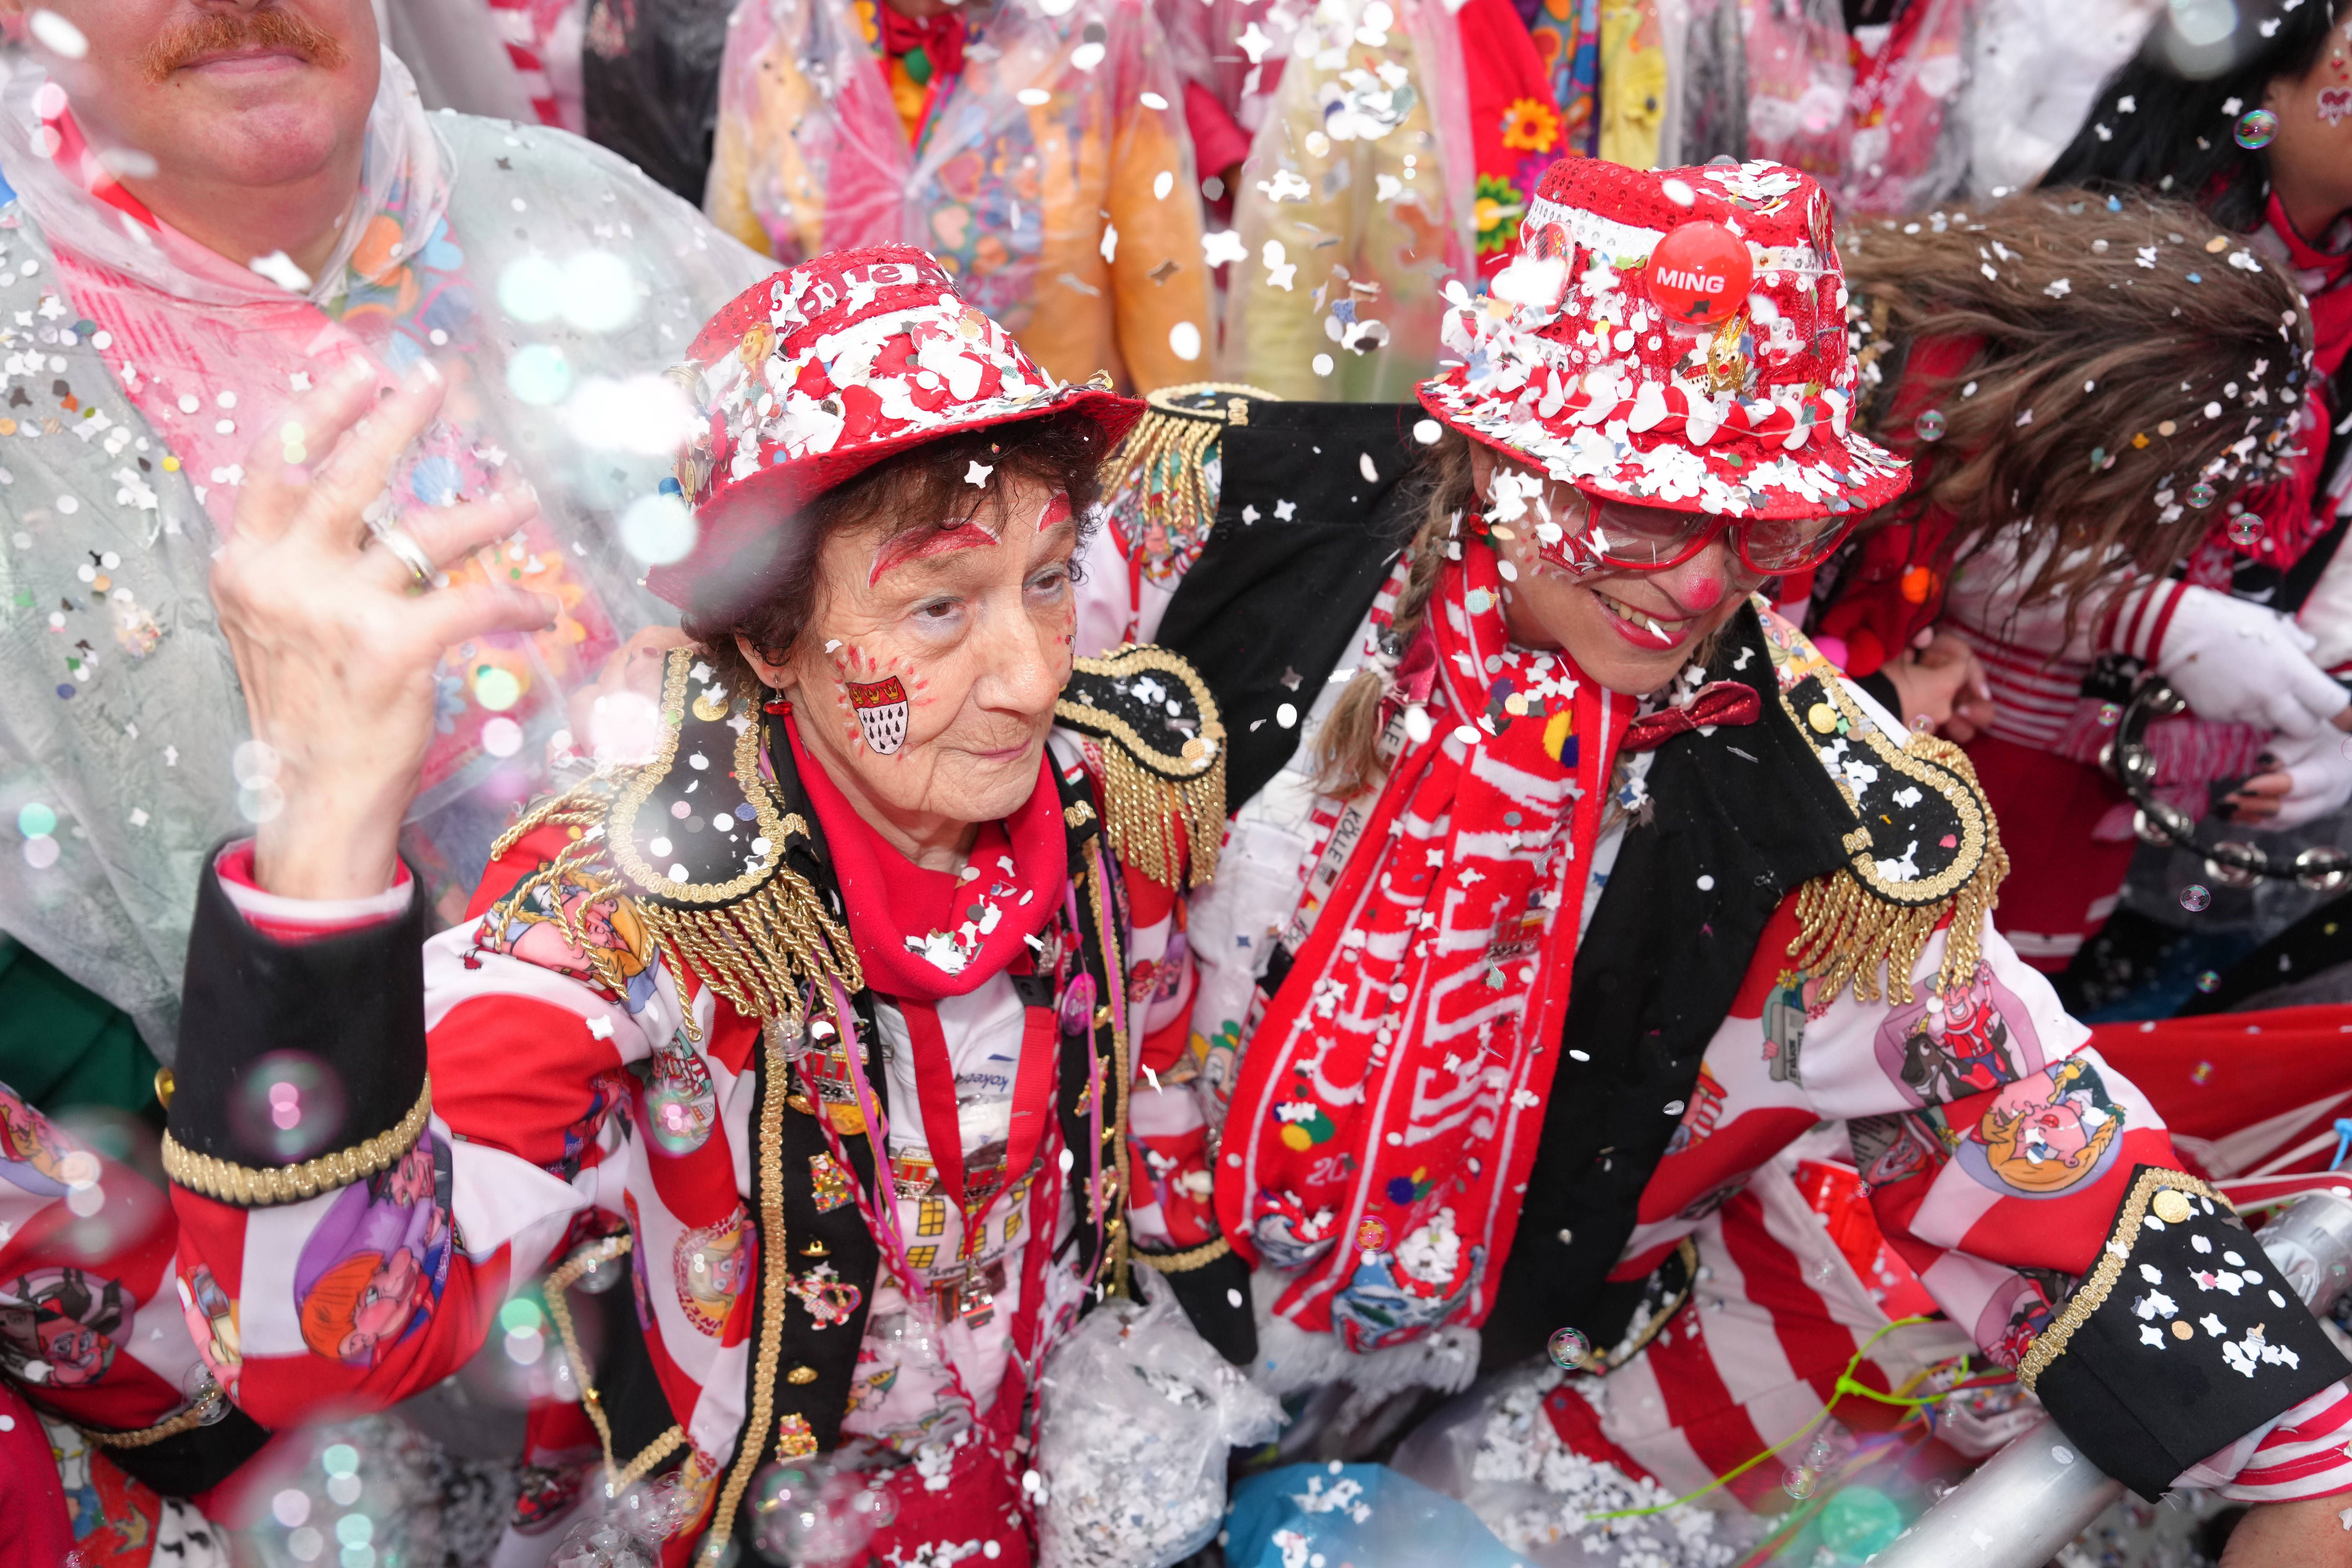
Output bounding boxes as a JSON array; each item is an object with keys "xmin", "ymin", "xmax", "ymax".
[
  {"xmin": 540, "ymin": 1234, "xmax": 686, "ymax": 1497},
  {"xmin": 162, "ymin": 1078, "xmax": 434, "ymax": 1207},
  {"xmin": 700, "ymin": 1016, "xmax": 801, "ymax": 1565}
]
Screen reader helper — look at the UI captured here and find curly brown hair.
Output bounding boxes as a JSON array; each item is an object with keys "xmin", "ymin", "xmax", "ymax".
[
  {"xmin": 678, "ymin": 412, "xmax": 1111, "ymax": 691},
  {"xmin": 1841, "ymin": 191, "xmax": 2315, "ymax": 622}
]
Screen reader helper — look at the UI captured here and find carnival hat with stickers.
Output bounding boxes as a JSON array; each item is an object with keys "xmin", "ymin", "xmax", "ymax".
[
  {"xmin": 646, "ymin": 244, "xmax": 1146, "ymax": 604},
  {"xmin": 1418, "ymin": 158, "xmax": 1911, "ymax": 523}
]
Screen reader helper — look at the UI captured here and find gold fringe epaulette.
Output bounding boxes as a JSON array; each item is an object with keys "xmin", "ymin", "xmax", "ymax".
[
  {"xmin": 1097, "ymin": 381, "xmax": 1277, "ymax": 560},
  {"xmin": 1055, "ymin": 645, "xmax": 1228, "ymax": 889},
  {"xmin": 490, "ymin": 650, "xmax": 859, "ymax": 1030},
  {"xmin": 1771, "ymin": 645, "xmax": 2008, "ymax": 1005}
]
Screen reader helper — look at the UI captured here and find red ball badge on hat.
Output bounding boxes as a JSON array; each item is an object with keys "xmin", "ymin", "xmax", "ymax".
[{"xmin": 1646, "ymin": 222, "xmax": 1752, "ymax": 329}]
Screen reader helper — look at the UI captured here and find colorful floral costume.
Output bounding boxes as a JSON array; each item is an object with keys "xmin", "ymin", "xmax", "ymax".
[{"xmin": 704, "ymin": 0, "xmax": 1212, "ymax": 393}]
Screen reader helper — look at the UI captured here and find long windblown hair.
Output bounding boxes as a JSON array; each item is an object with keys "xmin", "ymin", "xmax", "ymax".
[{"xmin": 1840, "ymin": 191, "xmax": 2314, "ymax": 619}]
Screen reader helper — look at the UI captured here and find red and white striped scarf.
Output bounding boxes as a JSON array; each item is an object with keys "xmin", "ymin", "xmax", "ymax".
[
  {"xmin": 1215, "ymin": 542, "xmax": 1629, "ymax": 1350},
  {"xmin": 486, "ymin": 0, "xmax": 569, "ymax": 127}
]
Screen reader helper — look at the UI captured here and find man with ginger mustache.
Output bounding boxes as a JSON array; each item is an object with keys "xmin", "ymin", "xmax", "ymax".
[{"xmin": 0, "ymin": 0, "xmax": 766, "ymax": 1080}]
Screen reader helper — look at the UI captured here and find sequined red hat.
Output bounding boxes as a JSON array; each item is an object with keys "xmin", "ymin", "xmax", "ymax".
[
  {"xmin": 646, "ymin": 245, "xmax": 1144, "ymax": 604},
  {"xmin": 1417, "ymin": 159, "xmax": 1909, "ymax": 520}
]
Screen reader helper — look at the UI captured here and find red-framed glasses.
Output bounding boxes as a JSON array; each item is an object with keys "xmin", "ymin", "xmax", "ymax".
[{"xmin": 1565, "ymin": 497, "xmax": 1857, "ymax": 576}]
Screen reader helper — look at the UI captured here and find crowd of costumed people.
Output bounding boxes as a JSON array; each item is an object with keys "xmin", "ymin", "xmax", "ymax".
[{"xmin": 13, "ymin": 2, "xmax": 2352, "ymax": 1568}]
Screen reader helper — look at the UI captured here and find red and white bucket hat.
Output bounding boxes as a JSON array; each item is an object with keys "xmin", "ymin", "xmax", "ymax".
[
  {"xmin": 1418, "ymin": 158, "xmax": 1909, "ymax": 521},
  {"xmin": 646, "ymin": 244, "xmax": 1144, "ymax": 604}
]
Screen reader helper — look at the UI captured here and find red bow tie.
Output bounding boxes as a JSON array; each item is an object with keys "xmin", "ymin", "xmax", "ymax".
[{"xmin": 1621, "ymin": 681, "xmax": 1761, "ymax": 753}]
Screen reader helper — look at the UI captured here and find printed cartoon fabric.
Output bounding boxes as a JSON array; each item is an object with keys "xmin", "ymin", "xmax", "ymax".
[
  {"xmin": 0, "ymin": 1083, "xmax": 242, "ymax": 1554},
  {"xmin": 1582, "ymin": 908, "xmax": 2352, "ymax": 1508},
  {"xmin": 0, "ymin": 49, "xmax": 766, "ymax": 1052},
  {"xmin": 705, "ymin": 0, "xmax": 1212, "ymax": 394},
  {"xmin": 168, "ymin": 730, "xmax": 1199, "ymax": 1561},
  {"xmin": 1217, "ymin": 0, "xmax": 1480, "ymax": 400},
  {"xmin": 1184, "ymin": 593, "xmax": 2351, "ymax": 1500}
]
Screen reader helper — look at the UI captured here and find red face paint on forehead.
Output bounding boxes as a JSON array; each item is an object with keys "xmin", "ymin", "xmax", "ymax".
[{"xmin": 868, "ymin": 518, "xmax": 1002, "ymax": 587}]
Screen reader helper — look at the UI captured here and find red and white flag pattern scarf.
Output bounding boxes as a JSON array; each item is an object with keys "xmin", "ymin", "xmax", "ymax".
[{"xmin": 1215, "ymin": 541, "xmax": 1630, "ymax": 1351}]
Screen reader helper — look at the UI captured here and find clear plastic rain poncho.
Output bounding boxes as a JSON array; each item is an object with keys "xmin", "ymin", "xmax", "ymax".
[
  {"xmin": 1214, "ymin": 0, "xmax": 1477, "ymax": 400},
  {"xmin": 1153, "ymin": 0, "xmax": 1307, "ymax": 167},
  {"xmin": 0, "ymin": 47, "xmax": 767, "ymax": 1052},
  {"xmin": 705, "ymin": 0, "xmax": 1214, "ymax": 393},
  {"xmin": 1737, "ymin": 0, "xmax": 1973, "ymax": 216}
]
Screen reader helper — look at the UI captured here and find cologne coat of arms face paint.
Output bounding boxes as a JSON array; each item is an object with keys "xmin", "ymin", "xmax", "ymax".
[{"xmin": 848, "ymin": 675, "xmax": 910, "ymax": 754}]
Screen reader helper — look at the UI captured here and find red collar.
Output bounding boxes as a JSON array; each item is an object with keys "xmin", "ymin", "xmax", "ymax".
[{"xmin": 784, "ymin": 713, "xmax": 1065, "ymax": 1002}]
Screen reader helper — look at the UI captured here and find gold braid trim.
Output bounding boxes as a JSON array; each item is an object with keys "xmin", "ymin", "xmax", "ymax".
[
  {"xmin": 542, "ymin": 1235, "xmax": 687, "ymax": 1497},
  {"xmin": 1087, "ymin": 723, "xmax": 1228, "ymax": 890},
  {"xmin": 1786, "ymin": 727, "xmax": 2009, "ymax": 1006},
  {"xmin": 2017, "ymin": 1168, "xmax": 2226, "ymax": 1394},
  {"xmin": 79, "ymin": 1383, "xmax": 229, "ymax": 1448},
  {"xmin": 1131, "ymin": 1236, "xmax": 1232, "ymax": 1274},
  {"xmin": 485, "ymin": 745, "xmax": 862, "ymax": 1040},
  {"xmin": 700, "ymin": 1019, "xmax": 801, "ymax": 1565},
  {"xmin": 162, "ymin": 1078, "xmax": 433, "ymax": 1207},
  {"xmin": 1097, "ymin": 381, "xmax": 1277, "ymax": 564}
]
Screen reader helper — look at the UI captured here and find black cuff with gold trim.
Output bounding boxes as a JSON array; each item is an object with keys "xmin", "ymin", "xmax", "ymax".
[
  {"xmin": 2023, "ymin": 1165, "xmax": 2351, "ymax": 1499},
  {"xmin": 168, "ymin": 848, "xmax": 429, "ymax": 1198}
]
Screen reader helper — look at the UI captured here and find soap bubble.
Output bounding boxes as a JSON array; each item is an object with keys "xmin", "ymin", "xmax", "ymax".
[
  {"xmin": 1547, "ymin": 1326, "xmax": 1591, "ymax": 1369},
  {"xmin": 230, "ymin": 1052, "xmax": 349, "ymax": 1163},
  {"xmin": 619, "ymin": 492, "xmax": 698, "ymax": 566},
  {"xmin": 2179, "ymin": 884, "xmax": 2211, "ymax": 912},
  {"xmin": 1782, "ymin": 1465, "xmax": 1817, "ymax": 1499},
  {"xmin": 1913, "ymin": 409, "xmax": 1946, "ymax": 442}
]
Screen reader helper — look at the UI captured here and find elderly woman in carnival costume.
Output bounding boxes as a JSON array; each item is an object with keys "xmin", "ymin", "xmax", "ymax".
[
  {"xmin": 1172, "ymin": 160, "xmax": 2352, "ymax": 1553},
  {"xmin": 135, "ymin": 245, "xmax": 1251, "ymax": 1562}
]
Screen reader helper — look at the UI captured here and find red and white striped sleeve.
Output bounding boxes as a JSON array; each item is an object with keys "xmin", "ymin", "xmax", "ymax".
[
  {"xmin": 1782, "ymin": 910, "xmax": 2352, "ymax": 1501},
  {"xmin": 166, "ymin": 828, "xmax": 685, "ymax": 1429}
]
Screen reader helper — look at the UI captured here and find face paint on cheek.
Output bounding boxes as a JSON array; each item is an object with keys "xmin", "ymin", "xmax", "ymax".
[
  {"xmin": 2320, "ymin": 86, "xmax": 2352, "ymax": 124},
  {"xmin": 847, "ymin": 676, "xmax": 911, "ymax": 754},
  {"xmin": 869, "ymin": 518, "xmax": 1002, "ymax": 586},
  {"xmin": 1533, "ymin": 525, "xmax": 1609, "ymax": 581},
  {"xmin": 830, "ymin": 645, "xmax": 930, "ymax": 756}
]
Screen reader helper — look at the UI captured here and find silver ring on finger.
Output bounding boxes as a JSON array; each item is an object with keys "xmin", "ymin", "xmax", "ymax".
[{"xmin": 370, "ymin": 520, "xmax": 436, "ymax": 590}]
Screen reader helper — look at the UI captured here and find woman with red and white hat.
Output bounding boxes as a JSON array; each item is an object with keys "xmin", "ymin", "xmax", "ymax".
[
  {"xmin": 1181, "ymin": 159, "xmax": 2352, "ymax": 1548},
  {"xmin": 121, "ymin": 246, "xmax": 1252, "ymax": 1563}
]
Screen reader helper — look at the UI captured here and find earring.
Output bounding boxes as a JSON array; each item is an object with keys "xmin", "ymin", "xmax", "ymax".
[
  {"xmin": 763, "ymin": 686, "xmax": 792, "ymax": 716},
  {"xmin": 2236, "ymin": 107, "xmax": 2280, "ymax": 149}
]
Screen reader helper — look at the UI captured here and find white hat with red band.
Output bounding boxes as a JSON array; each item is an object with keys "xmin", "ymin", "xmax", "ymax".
[{"xmin": 1417, "ymin": 157, "xmax": 1910, "ymax": 521}]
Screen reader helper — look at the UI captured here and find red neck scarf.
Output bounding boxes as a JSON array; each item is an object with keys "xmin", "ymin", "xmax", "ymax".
[
  {"xmin": 2265, "ymin": 191, "xmax": 2352, "ymax": 381},
  {"xmin": 1213, "ymin": 543, "xmax": 1631, "ymax": 1349},
  {"xmin": 784, "ymin": 714, "xmax": 1064, "ymax": 1003}
]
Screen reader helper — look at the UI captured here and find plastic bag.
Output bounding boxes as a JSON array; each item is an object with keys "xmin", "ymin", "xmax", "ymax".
[
  {"xmin": 1388, "ymin": 1369, "xmax": 1765, "ymax": 1567},
  {"xmin": 1032, "ymin": 1272, "xmax": 1283, "ymax": 1568},
  {"xmin": 1224, "ymin": 1462, "xmax": 1527, "ymax": 1568}
]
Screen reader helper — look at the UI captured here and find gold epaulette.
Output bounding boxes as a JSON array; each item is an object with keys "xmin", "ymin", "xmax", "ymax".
[
  {"xmin": 1097, "ymin": 381, "xmax": 1277, "ymax": 560},
  {"xmin": 489, "ymin": 649, "xmax": 859, "ymax": 1029},
  {"xmin": 1055, "ymin": 644, "xmax": 1228, "ymax": 888},
  {"xmin": 1758, "ymin": 611, "xmax": 2008, "ymax": 1004}
]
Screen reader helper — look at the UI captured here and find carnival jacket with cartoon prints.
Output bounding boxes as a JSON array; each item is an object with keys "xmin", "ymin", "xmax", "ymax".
[
  {"xmin": 1174, "ymin": 578, "xmax": 2352, "ymax": 1500},
  {"xmin": 0, "ymin": 646, "xmax": 1236, "ymax": 1558}
]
